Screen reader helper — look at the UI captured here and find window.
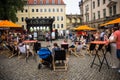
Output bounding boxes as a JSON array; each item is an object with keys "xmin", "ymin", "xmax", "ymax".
[
  {"xmin": 53, "ymin": 8, "xmax": 55, "ymax": 12},
  {"xmin": 36, "ymin": 9, "xmax": 38, "ymax": 12},
  {"xmin": 61, "ymin": 16, "xmax": 63, "ymax": 21},
  {"xmin": 57, "ymin": 16, "xmax": 59, "ymax": 21},
  {"xmin": 57, "ymin": 8, "xmax": 59, "ymax": 12},
  {"xmin": 44, "ymin": 9, "xmax": 47, "ymax": 12},
  {"xmin": 98, "ymin": 11, "xmax": 100, "ymax": 19},
  {"xmin": 21, "ymin": 17, "xmax": 24, "ymax": 22},
  {"xmin": 57, "ymin": 24, "xmax": 59, "ymax": 28},
  {"xmin": 21, "ymin": 10, "xmax": 23, "ymax": 13},
  {"xmin": 25, "ymin": 9, "xmax": 28, "ymax": 12},
  {"xmin": 113, "ymin": 5, "xmax": 116, "ymax": 15},
  {"xmin": 40, "ymin": 9, "xmax": 43, "ymax": 12},
  {"xmin": 97, "ymin": 0, "xmax": 100, "ymax": 7},
  {"xmin": 48, "ymin": 9, "xmax": 51, "ymax": 12},
  {"xmin": 103, "ymin": 9, "xmax": 106, "ymax": 18},
  {"xmin": 109, "ymin": 7, "xmax": 112, "ymax": 16},
  {"xmin": 85, "ymin": 5, "xmax": 89, "ymax": 13},
  {"xmin": 32, "ymin": 9, "xmax": 34, "ymax": 12},
  {"xmin": 61, "ymin": 24, "xmax": 63, "ymax": 28},
  {"xmin": 93, "ymin": 13, "xmax": 96, "ymax": 20},
  {"xmin": 34, "ymin": 0, "xmax": 37, "ymax": 4},
  {"xmin": 52, "ymin": 0, "xmax": 55, "ymax": 4},
  {"xmin": 85, "ymin": 14, "xmax": 89, "ymax": 22},
  {"xmin": 46, "ymin": 0, "xmax": 49, "ymax": 4},
  {"xmin": 58, "ymin": 0, "xmax": 61, "ymax": 4},
  {"xmin": 93, "ymin": 1, "xmax": 95, "ymax": 9},
  {"xmin": 103, "ymin": 0, "xmax": 106, "ymax": 4},
  {"xmin": 61, "ymin": 8, "xmax": 63, "ymax": 12},
  {"xmin": 40, "ymin": 0, "xmax": 43, "ymax": 4}
]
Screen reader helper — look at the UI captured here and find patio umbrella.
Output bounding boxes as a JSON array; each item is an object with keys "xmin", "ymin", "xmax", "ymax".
[
  {"xmin": 100, "ymin": 18, "xmax": 120, "ymax": 26},
  {"xmin": 0, "ymin": 20, "xmax": 21, "ymax": 28},
  {"xmin": 0, "ymin": 20, "xmax": 22, "ymax": 41},
  {"xmin": 73, "ymin": 25, "xmax": 96, "ymax": 31}
]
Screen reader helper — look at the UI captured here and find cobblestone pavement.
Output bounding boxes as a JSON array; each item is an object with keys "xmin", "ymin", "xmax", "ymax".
[{"xmin": 0, "ymin": 39, "xmax": 120, "ymax": 80}]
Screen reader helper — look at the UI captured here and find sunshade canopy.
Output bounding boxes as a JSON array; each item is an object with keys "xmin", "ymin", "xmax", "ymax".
[
  {"xmin": 100, "ymin": 18, "xmax": 120, "ymax": 26},
  {"xmin": 0, "ymin": 20, "xmax": 21, "ymax": 28},
  {"xmin": 73, "ymin": 25, "xmax": 96, "ymax": 31}
]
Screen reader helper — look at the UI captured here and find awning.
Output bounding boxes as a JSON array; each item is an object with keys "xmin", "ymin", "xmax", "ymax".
[
  {"xmin": 73, "ymin": 25, "xmax": 96, "ymax": 31},
  {"xmin": 100, "ymin": 18, "xmax": 120, "ymax": 26}
]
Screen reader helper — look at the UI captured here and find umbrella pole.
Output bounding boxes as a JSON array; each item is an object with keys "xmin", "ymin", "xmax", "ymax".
[{"xmin": 7, "ymin": 30, "xmax": 8, "ymax": 42}]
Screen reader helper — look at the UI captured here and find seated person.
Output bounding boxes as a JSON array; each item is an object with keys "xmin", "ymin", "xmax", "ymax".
[
  {"xmin": 18, "ymin": 39, "xmax": 34, "ymax": 58},
  {"xmin": 61, "ymin": 39, "xmax": 69, "ymax": 50},
  {"xmin": 61, "ymin": 39, "xmax": 68, "ymax": 44},
  {"xmin": 69, "ymin": 41, "xmax": 75, "ymax": 48},
  {"xmin": 9, "ymin": 42, "xmax": 19, "ymax": 58},
  {"xmin": 52, "ymin": 43, "xmax": 60, "ymax": 54},
  {"xmin": 76, "ymin": 42, "xmax": 85, "ymax": 57},
  {"xmin": 69, "ymin": 42, "xmax": 84, "ymax": 57},
  {"xmin": 69, "ymin": 41, "xmax": 77, "ymax": 52}
]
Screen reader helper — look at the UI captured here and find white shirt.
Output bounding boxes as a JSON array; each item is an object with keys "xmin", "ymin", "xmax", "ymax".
[{"xmin": 18, "ymin": 44, "xmax": 29, "ymax": 53}]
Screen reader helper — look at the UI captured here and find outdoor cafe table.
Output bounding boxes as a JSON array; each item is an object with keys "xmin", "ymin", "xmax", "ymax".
[
  {"xmin": 23, "ymin": 40, "xmax": 37, "ymax": 43},
  {"xmin": 23, "ymin": 40, "xmax": 37, "ymax": 62},
  {"xmin": 90, "ymin": 41, "xmax": 110, "ymax": 72}
]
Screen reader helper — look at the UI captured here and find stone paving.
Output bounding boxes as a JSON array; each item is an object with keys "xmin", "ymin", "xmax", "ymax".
[{"xmin": 0, "ymin": 39, "xmax": 120, "ymax": 80}]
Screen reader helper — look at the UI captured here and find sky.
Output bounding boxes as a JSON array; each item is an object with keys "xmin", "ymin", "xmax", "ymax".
[{"xmin": 63, "ymin": 0, "xmax": 81, "ymax": 14}]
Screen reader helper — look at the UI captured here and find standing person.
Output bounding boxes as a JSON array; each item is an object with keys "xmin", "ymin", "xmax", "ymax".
[
  {"xmin": 109, "ymin": 28, "xmax": 119, "ymax": 68},
  {"xmin": 45, "ymin": 32, "xmax": 50, "ymax": 47},
  {"xmin": 100, "ymin": 30, "xmax": 105, "ymax": 41},
  {"xmin": 110, "ymin": 26, "xmax": 120, "ymax": 73}
]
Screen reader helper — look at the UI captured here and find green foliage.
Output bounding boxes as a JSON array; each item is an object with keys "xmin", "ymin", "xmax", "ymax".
[{"xmin": 0, "ymin": 0, "xmax": 26, "ymax": 22}]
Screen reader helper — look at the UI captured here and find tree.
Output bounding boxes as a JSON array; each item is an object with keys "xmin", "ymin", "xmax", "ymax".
[{"xmin": 0, "ymin": 0, "xmax": 26, "ymax": 22}]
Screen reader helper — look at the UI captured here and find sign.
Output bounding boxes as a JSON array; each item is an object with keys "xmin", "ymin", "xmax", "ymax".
[{"xmin": 25, "ymin": 18, "xmax": 54, "ymax": 26}]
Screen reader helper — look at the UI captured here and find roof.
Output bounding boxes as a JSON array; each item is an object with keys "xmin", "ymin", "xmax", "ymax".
[{"xmin": 27, "ymin": 0, "xmax": 65, "ymax": 5}]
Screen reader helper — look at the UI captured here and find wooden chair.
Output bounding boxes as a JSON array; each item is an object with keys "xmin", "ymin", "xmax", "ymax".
[
  {"xmin": 18, "ymin": 44, "xmax": 36, "ymax": 62},
  {"xmin": 61, "ymin": 44, "xmax": 69, "ymax": 51},
  {"xmin": 52, "ymin": 50, "xmax": 68, "ymax": 71}
]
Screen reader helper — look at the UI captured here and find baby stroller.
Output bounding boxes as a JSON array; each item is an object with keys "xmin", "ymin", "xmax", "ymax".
[{"xmin": 37, "ymin": 47, "xmax": 53, "ymax": 69}]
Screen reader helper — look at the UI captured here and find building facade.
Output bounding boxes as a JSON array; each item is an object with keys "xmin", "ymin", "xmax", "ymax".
[
  {"xmin": 79, "ymin": 0, "xmax": 120, "ymax": 28},
  {"xmin": 66, "ymin": 14, "xmax": 83, "ymax": 29},
  {"xmin": 16, "ymin": 0, "xmax": 66, "ymax": 32}
]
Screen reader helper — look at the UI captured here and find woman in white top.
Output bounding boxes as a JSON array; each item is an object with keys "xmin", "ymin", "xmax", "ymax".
[{"xmin": 109, "ymin": 28, "xmax": 119, "ymax": 68}]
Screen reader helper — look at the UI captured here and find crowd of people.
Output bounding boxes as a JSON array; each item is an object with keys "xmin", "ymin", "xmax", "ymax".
[{"xmin": 0, "ymin": 26, "xmax": 120, "ymax": 73}]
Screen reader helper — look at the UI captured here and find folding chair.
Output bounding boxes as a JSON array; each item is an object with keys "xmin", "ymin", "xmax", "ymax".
[
  {"xmin": 52, "ymin": 50, "xmax": 68, "ymax": 71},
  {"xmin": 61, "ymin": 44, "xmax": 69, "ymax": 51},
  {"xmin": 90, "ymin": 44, "xmax": 105, "ymax": 71},
  {"xmin": 33, "ymin": 42, "xmax": 41, "ymax": 53},
  {"xmin": 61, "ymin": 44, "xmax": 69, "ymax": 57},
  {"xmin": 18, "ymin": 44, "xmax": 36, "ymax": 62}
]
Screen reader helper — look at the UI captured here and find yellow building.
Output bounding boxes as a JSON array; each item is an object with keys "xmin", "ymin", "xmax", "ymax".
[{"xmin": 16, "ymin": 0, "xmax": 66, "ymax": 32}]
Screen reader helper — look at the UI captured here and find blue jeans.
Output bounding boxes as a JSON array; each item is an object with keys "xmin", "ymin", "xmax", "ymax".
[{"xmin": 116, "ymin": 49, "xmax": 120, "ymax": 58}]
